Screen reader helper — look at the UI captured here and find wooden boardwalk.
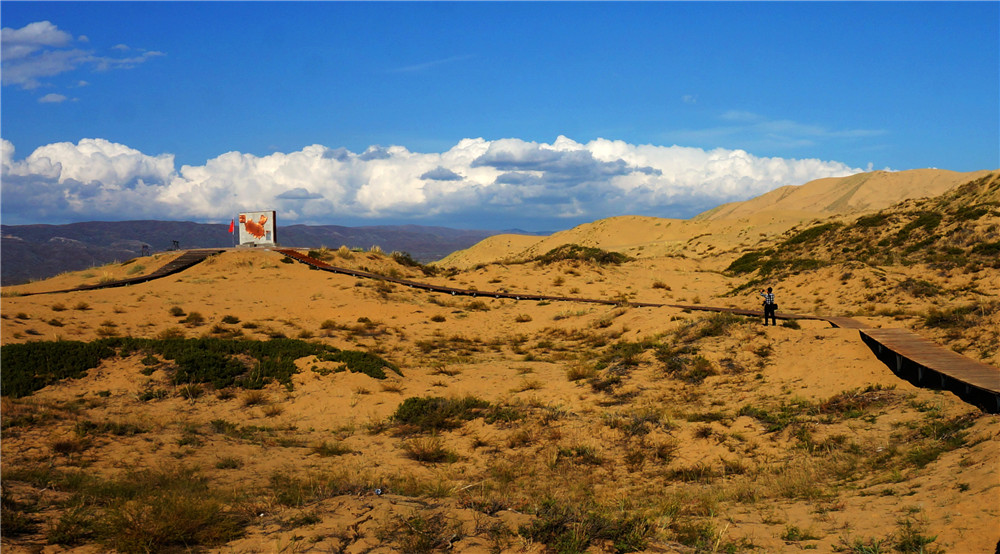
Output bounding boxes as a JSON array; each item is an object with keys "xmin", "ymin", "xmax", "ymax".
[
  {"xmin": 860, "ymin": 329, "xmax": 1000, "ymax": 413},
  {"xmin": 11, "ymin": 249, "xmax": 224, "ymax": 296},
  {"xmin": 7, "ymin": 247, "xmax": 997, "ymax": 412}
]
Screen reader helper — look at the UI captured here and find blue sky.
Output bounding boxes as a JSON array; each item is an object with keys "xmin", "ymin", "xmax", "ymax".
[{"xmin": 2, "ymin": 2, "xmax": 998, "ymax": 230}]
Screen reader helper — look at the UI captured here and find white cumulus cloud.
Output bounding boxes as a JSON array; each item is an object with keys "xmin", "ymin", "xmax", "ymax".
[{"xmin": 1, "ymin": 136, "xmax": 862, "ymax": 227}]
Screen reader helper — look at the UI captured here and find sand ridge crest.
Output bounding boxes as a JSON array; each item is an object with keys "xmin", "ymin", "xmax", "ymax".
[{"xmin": 441, "ymin": 169, "xmax": 996, "ymax": 270}]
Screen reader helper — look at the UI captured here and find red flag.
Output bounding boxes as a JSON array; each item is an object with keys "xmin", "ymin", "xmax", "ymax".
[{"xmin": 228, "ymin": 219, "xmax": 235, "ymax": 233}]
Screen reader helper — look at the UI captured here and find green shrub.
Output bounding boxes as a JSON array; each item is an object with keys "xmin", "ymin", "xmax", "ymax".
[
  {"xmin": 695, "ymin": 312, "xmax": 743, "ymax": 339},
  {"xmin": 182, "ymin": 312, "xmax": 205, "ymax": 326},
  {"xmin": 391, "ymin": 250, "xmax": 420, "ymax": 267},
  {"xmin": 391, "ymin": 395, "xmax": 492, "ymax": 432},
  {"xmin": 31, "ymin": 466, "xmax": 247, "ymax": 551},
  {"xmin": 596, "ymin": 340, "xmax": 655, "ymax": 371},
  {"xmin": 319, "ymin": 349, "xmax": 401, "ymax": 379},
  {"xmin": 535, "ymin": 244, "xmax": 631, "ymax": 265},
  {"xmin": 854, "ymin": 213, "xmax": 888, "ymax": 228},
  {"xmin": 782, "ymin": 222, "xmax": 842, "ymax": 247},
  {"xmin": 894, "ymin": 517, "xmax": 942, "ymax": 553},
  {"xmin": 380, "ymin": 512, "xmax": 462, "ymax": 553},
  {"xmin": 923, "ymin": 305, "xmax": 977, "ymax": 329},
  {"xmin": 895, "ymin": 211, "xmax": 943, "ymax": 243},
  {"xmin": 307, "ymin": 249, "xmax": 333, "ymax": 261},
  {"xmin": 737, "ymin": 401, "xmax": 813, "ymax": 432},
  {"xmin": 972, "ymin": 241, "xmax": 1000, "ymax": 256},
  {"xmin": 1, "ymin": 489, "xmax": 40, "ymax": 537},
  {"xmin": 726, "ymin": 250, "xmax": 772, "ymax": 274},
  {"xmin": 898, "ymin": 278, "xmax": 942, "ymax": 298},
  {"xmin": 519, "ymin": 498, "xmax": 652, "ymax": 553},
  {"xmin": 75, "ymin": 420, "xmax": 148, "ymax": 437}
]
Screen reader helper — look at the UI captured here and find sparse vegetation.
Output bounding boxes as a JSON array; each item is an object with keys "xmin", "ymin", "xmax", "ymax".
[
  {"xmin": 1, "ymin": 172, "xmax": 996, "ymax": 553},
  {"xmin": 519, "ymin": 498, "xmax": 653, "ymax": 553}
]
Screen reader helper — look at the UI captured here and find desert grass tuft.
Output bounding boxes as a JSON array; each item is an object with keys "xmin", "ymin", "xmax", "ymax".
[
  {"xmin": 241, "ymin": 390, "xmax": 269, "ymax": 407},
  {"xmin": 311, "ymin": 440, "xmax": 352, "ymax": 457},
  {"xmin": 402, "ymin": 436, "xmax": 459, "ymax": 463}
]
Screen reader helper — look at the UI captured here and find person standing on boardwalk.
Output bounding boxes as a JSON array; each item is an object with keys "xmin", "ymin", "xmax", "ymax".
[{"xmin": 759, "ymin": 287, "xmax": 777, "ymax": 326}]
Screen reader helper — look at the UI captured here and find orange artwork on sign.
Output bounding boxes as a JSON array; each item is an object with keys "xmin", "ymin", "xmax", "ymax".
[{"xmin": 239, "ymin": 213, "xmax": 269, "ymax": 239}]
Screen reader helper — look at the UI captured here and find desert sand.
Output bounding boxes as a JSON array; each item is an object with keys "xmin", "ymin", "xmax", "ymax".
[{"xmin": 2, "ymin": 169, "xmax": 998, "ymax": 553}]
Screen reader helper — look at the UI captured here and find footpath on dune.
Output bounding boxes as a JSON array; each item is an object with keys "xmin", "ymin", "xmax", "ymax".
[{"xmin": 11, "ymin": 246, "xmax": 995, "ymax": 413}]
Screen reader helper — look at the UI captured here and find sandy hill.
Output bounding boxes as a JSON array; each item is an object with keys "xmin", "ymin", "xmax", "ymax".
[
  {"xmin": 1, "ymin": 172, "xmax": 999, "ymax": 553},
  {"xmin": 438, "ymin": 169, "xmax": 996, "ymax": 269},
  {"xmin": 694, "ymin": 168, "xmax": 994, "ymax": 221}
]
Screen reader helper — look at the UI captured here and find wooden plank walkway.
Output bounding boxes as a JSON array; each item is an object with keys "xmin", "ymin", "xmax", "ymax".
[
  {"xmin": 11, "ymin": 249, "xmax": 224, "ymax": 296},
  {"xmin": 860, "ymin": 328, "xmax": 1000, "ymax": 413}
]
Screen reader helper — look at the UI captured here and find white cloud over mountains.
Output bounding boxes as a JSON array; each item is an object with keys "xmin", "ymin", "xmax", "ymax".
[{"xmin": 1, "ymin": 136, "xmax": 862, "ymax": 228}]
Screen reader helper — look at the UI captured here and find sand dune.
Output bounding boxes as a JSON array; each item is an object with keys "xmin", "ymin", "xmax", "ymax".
[
  {"xmin": 695, "ymin": 168, "xmax": 994, "ymax": 221},
  {"xmin": 439, "ymin": 169, "xmax": 996, "ymax": 270},
  {"xmin": 2, "ymin": 170, "xmax": 997, "ymax": 553}
]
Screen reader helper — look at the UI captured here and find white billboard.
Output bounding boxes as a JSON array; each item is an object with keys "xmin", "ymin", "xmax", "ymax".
[{"xmin": 238, "ymin": 211, "xmax": 277, "ymax": 246}]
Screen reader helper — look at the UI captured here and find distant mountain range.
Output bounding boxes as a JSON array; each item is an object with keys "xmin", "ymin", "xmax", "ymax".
[{"xmin": 0, "ymin": 221, "xmax": 540, "ymax": 285}]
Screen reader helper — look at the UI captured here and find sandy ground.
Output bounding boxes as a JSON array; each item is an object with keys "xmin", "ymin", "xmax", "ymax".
[{"xmin": 2, "ymin": 169, "xmax": 998, "ymax": 553}]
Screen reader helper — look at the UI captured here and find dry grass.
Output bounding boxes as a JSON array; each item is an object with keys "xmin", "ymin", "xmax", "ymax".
[{"xmin": 2, "ymin": 190, "xmax": 997, "ymax": 553}]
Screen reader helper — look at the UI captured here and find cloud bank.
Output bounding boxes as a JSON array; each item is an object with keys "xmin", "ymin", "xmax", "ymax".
[{"xmin": 1, "ymin": 136, "xmax": 861, "ymax": 228}]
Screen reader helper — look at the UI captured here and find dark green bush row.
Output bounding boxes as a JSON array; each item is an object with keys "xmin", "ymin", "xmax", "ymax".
[
  {"xmin": 726, "ymin": 250, "xmax": 773, "ymax": 274},
  {"xmin": 321, "ymin": 349, "xmax": 401, "ymax": 380},
  {"xmin": 1, "ymin": 338, "xmax": 401, "ymax": 398},
  {"xmin": 972, "ymin": 241, "xmax": 1000, "ymax": 256},
  {"xmin": 726, "ymin": 253, "xmax": 826, "ymax": 278},
  {"xmin": 1, "ymin": 341, "xmax": 115, "ymax": 398},
  {"xmin": 781, "ymin": 222, "xmax": 842, "ymax": 247}
]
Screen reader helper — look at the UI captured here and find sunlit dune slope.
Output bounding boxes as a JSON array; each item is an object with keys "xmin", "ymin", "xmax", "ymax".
[
  {"xmin": 694, "ymin": 168, "xmax": 993, "ymax": 221},
  {"xmin": 438, "ymin": 169, "xmax": 997, "ymax": 270}
]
